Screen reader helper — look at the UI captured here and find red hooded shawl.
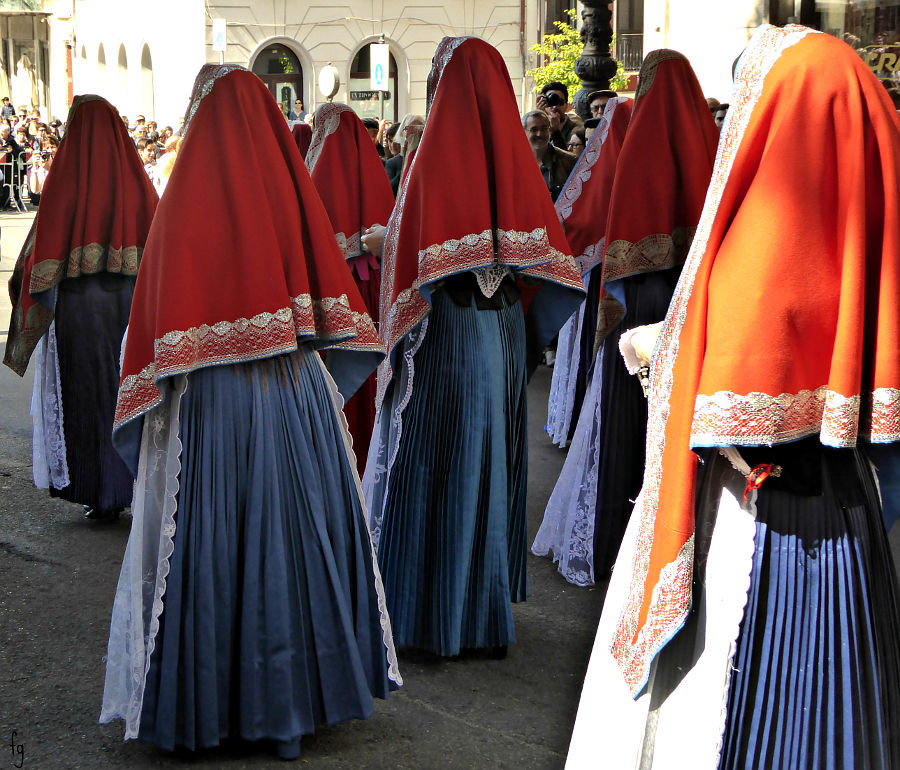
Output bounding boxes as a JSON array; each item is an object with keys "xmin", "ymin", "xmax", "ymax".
[
  {"xmin": 114, "ymin": 66, "xmax": 382, "ymax": 470},
  {"xmin": 554, "ymin": 97, "xmax": 632, "ymax": 276},
  {"xmin": 4, "ymin": 95, "xmax": 158, "ymax": 375},
  {"xmin": 611, "ymin": 25, "xmax": 900, "ymax": 695},
  {"xmin": 306, "ymin": 102, "xmax": 394, "ymax": 266},
  {"xmin": 377, "ymin": 37, "xmax": 585, "ymax": 402},
  {"xmin": 597, "ymin": 51, "xmax": 718, "ymax": 340}
]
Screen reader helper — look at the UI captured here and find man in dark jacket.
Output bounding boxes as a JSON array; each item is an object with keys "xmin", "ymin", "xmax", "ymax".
[{"xmin": 523, "ymin": 110, "xmax": 577, "ymax": 202}]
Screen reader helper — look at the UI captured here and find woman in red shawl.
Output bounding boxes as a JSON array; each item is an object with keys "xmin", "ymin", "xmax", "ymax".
[
  {"xmin": 535, "ymin": 96, "xmax": 634, "ymax": 583},
  {"xmin": 568, "ymin": 25, "xmax": 900, "ymax": 768},
  {"xmin": 100, "ymin": 65, "xmax": 400, "ymax": 760},
  {"xmin": 362, "ymin": 37, "xmax": 585, "ymax": 658},
  {"xmin": 589, "ymin": 51, "xmax": 718, "ymax": 583},
  {"xmin": 545, "ymin": 96, "xmax": 633, "ymax": 449},
  {"xmin": 4, "ymin": 95, "xmax": 158, "ymax": 521},
  {"xmin": 306, "ymin": 102, "xmax": 394, "ymax": 473}
]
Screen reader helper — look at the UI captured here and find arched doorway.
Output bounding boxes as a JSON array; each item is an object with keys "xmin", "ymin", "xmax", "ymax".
[
  {"xmin": 140, "ymin": 44, "xmax": 154, "ymax": 119},
  {"xmin": 349, "ymin": 45, "xmax": 398, "ymax": 122},
  {"xmin": 251, "ymin": 43, "xmax": 303, "ymax": 117}
]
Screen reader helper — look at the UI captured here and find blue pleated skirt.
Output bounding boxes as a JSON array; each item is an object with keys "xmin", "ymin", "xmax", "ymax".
[
  {"xmin": 51, "ymin": 273, "xmax": 135, "ymax": 509},
  {"xmin": 718, "ymin": 445, "xmax": 900, "ymax": 770},
  {"xmin": 376, "ymin": 288, "xmax": 528, "ymax": 656},
  {"xmin": 138, "ymin": 347, "xmax": 393, "ymax": 752}
]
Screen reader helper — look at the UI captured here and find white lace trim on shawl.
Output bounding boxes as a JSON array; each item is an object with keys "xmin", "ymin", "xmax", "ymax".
[
  {"xmin": 100, "ymin": 375, "xmax": 186, "ymax": 738},
  {"xmin": 316, "ymin": 354, "xmax": 402, "ymax": 686},
  {"xmin": 30, "ymin": 322, "xmax": 70, "ymax": 489},
  {"xmin": 533, "ymin": 346, "xmax": 604, "ymax": 585},
  {"xmin": 304, "ymin": 102, "xmax": 349, "ymax": 175},
  {"xmin": 545, "ymin": 305, "xmax": 586, "ymax": 448}
]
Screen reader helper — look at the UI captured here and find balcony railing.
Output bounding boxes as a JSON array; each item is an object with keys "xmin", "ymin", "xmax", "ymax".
[{"xmin": 615, "ymin": 33, "xmax": 644, "ymax": 72}]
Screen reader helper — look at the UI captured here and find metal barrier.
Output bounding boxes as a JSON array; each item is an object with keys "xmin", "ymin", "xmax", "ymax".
[{"xmin": 0, "ymin": 150, "xmax": 27, "ymax": 211}]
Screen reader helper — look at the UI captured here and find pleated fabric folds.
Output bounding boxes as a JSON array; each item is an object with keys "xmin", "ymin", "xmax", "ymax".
[
  {"xmin": 372, "ymin": 290, "xmax": 527, "ymax": 655},
  {"xmin": 49, "ymin": 273, "xmax": 135, "ymax": 509},
  {"xmin": 719, "ymin": 451, "xmax": 900, "ymax": 770},
  {"xmin": 137, "ymin": 347, "xmax": 393, "ymax": 751}
]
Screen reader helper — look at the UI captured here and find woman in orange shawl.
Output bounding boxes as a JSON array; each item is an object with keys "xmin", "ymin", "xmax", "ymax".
[{"xmin": 567, "ymin": 25, "xmax": 900, "ymax": 769}]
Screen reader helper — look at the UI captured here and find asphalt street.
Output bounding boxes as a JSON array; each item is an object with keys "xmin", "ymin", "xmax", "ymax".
[{"xmin": 0, "ymin": 208, "xmax": 607, "ymax": 770}]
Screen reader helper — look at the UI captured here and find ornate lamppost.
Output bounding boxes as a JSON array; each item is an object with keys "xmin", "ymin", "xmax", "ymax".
[{"xmin": 572, "ymin": 1, "xmax": 618, "ymax": 121}]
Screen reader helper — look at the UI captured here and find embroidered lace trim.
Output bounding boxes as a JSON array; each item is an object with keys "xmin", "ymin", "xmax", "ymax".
[
  {"xmin": 183, "ymin": 64, "xmax": 245, "ymax": 136},
  {"xmin": 334, "ymin": 231, "xmax": 363, "ymax": 260},
  {"xmin": 473, "ymin": 264, "xmax": 512, "ymax": 297},
  {"xmin": 100, "ymin": 375, "xmax": 186, "ymax": 738},
  {"xmin": 29, "ymin": 243, "xmax": 142, "ymax": 293},
  {"xmin": 635, "ymin": 50, "xmax": 690, "ymax": 101},
  {"xmin": 116, "ymin": 293, "xmax": 381, "ymax": 427},
  {"xmin": 602, "ymin": 228, "xmax": 696, "ymax": 284},
  {"xmin": 610, "ymin": 25, "xmax": 815, "ymax": 695},
  {"xmin": 305, "ymin": 103, "xmax": 350, "ymax": 174}
]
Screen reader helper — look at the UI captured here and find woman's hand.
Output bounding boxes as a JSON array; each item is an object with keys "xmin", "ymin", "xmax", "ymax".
[{"xmin": 361, "ymin": 224, "xmax": 386, "ymax": 258}]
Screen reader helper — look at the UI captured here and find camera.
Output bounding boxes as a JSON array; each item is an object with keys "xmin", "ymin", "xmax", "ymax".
[
  {"xmin": 40, "ymin": 150, "xmax": 50, "ymax": 160},
  {"xmin": 545, "ymin": 92, "xmax": 565, "ymax": 108}
]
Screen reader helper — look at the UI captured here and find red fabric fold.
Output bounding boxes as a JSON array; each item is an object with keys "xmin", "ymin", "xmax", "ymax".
[
  {"xmin": 291, "ymin": 123, "xmax": 312, "ymax": 160},
  {"xmin": 555, "ymin": 97, "xmax": 632, "ymax": 274},
  {"xmin": 116, "ymin": 67, "xmax": 381, "ymax": 429}
]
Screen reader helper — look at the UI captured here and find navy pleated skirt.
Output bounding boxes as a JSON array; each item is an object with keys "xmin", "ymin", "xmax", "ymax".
[
  {"xmin": 376, "ymin": 288, "xmax": 528, "ymax": 656},
  {"xmin": 592, "ymin": 268, "xmax": 679, "ymax": 578},
  {"xmin": 51, "ymin": 273, "xmax": 135, "ymax": 509},
  {"xmin": 718, "ymin": 444, "xmax": 900, "ymax": 770},
  {"xmin": 138, "ymin": 348, "xmax": 393, "ymax": 752}
]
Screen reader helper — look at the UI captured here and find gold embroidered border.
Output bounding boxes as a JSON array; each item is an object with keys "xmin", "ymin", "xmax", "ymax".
[
  {"xmin": 115, "ymin": 294, "xmax": 381, "ymax": 427},
  {"xmin": 603, "ymin": 228, "xmax": 696, "ymax": 284},
  {"xmin": 29, "ymin": 243, "xmax": 142, "ymax": 294},
  {"xmin": 610, "ymin": 25, "xmax": 816, "ymax": 695}
]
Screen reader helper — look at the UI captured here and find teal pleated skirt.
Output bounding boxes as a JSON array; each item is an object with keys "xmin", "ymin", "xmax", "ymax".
[{"xmin": 375, "ymin": 288, "xmax": 528, "ymax": 656}]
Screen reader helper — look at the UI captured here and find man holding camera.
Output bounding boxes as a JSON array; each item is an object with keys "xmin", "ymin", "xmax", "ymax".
[{"xmin": 536, "ymin": 81, "xmax": 584, "ymax": 151}]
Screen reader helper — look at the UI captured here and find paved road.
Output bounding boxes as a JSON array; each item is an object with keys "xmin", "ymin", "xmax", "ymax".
[{"xmin": 0, "ymin": 209, "xmax": 606, "ymax": 769}]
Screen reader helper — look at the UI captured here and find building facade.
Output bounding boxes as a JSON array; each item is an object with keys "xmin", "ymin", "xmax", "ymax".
[
  {"xmin": 66, "ymin": 0, "xmax": 542, "ymax": 126},
  {"xmin": 8, "ymin": 1, "xmax": 900, "ymax": 127},
  {"xmin": 617, "ymin": 0, "xmax": 900, "ymax": 102}
]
